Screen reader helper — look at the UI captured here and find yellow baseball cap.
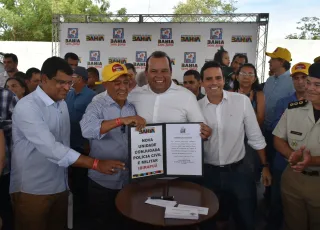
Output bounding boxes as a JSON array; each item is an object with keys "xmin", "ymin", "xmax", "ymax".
[
  {"xmin": 266, "ymin": 47, "xmax": 292, "ymax": 62},
  {"xmin": 291, "ymin": 62, "xmax": 311, "ymax": 76},
  {"xmin": 314, "ymin": 56, "xmax": 320, "ymax": 63},
  {"xmin": 96, "ymin": 62, "xmax": 128, "ymax": 84}
]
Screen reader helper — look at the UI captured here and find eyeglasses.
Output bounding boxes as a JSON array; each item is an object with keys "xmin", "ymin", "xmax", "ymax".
[
  {"xmin": 239, "ymin": 72, "xmax": 255, "ymax": 77},
  {"xmin": 52, "ymin": 77, "xmax": 74, "ymax": 87}
]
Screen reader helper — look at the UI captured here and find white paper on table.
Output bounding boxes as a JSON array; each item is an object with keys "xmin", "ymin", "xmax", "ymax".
[
  {"xmin": 165, "ymin": 123, "xmax": 203, "ymax": 176},
  {"xmin": 177, "ymin": 204, "xmax": 209, "ymax": 215},
  {"xmin": 164, "ymin": 206, "xmax": 199, "ymax": 220},
  {"xmin": 145, "ymin": 198, "xmax": 177, "ymax": 208}
]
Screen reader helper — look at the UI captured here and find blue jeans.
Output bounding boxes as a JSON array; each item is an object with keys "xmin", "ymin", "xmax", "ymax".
[{"xmin": 203, "ymin": 163, "xmax": 256, "ymax": 230}]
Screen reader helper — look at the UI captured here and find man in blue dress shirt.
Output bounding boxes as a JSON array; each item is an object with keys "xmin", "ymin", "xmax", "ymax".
[
  {"xmin": 263, "ymin": 47, "xmax": 295, "ymax": 200},
  {"xmin": 10, "ymin": 57, "xmax": 126, "ymax": 230},
  {"xmin": 265, "ymin": 62, "xmax": 310, "ymax": 230},
  {"xmin": 66, "ymin": 66, "xmax": 95, "ymax": 218},
  {"xmin": 80, "ymin": 62, "xmax": 146, "ymax": 230}
]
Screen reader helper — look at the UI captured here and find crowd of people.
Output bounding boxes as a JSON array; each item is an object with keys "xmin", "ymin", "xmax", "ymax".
[{"xmin": 0, "ymin": 47, "xmax": 319, "ymax": 230}]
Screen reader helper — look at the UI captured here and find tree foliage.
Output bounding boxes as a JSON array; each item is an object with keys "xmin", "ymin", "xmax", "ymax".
[
  {"xmin": 172, "ymin": 0, "xmax": 237, "ymax": 22},
  {"xmin": 0, "ymin": 0, "xmax": 127, "ymax": 41},
  {"xmin": 286, "ymin": 17, "xmax": 320, "ymax": 40}
]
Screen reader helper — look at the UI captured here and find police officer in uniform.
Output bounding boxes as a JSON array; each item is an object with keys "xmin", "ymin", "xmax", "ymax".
[{"xmin": 273, "ymin": 62, "xmax": 320, "ymax": 230}]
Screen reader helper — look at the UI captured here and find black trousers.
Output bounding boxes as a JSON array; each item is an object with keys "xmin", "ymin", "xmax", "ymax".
[
  {"xmin": 69, "ymin": 148, "xmax": 88, "ymax": 218},
  {"xmin": 87, "ymin": 178, "xmax": 126, "ymax": 230},
  {"xmin": 0, "ymin": 174, "xmax": 13, "ymax": 230}
]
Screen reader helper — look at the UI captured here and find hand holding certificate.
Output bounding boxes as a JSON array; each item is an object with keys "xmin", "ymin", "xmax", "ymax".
[{"xmin": 128, "ymin": 123, "xmax": 203, "ymax": 180}]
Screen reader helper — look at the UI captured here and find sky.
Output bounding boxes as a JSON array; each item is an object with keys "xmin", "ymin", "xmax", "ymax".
[{"xmin": 108, "ymin": 0, "xmax": 320, "ymax": 40}]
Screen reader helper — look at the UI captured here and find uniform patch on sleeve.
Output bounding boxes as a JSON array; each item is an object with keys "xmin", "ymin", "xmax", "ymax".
[{"xmin": 288, "ymin": 99, "xmax": 308, "ymax": 109}]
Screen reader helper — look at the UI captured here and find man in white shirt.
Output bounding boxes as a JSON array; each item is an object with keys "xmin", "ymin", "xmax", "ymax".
[
  {"xmin": 0, "ymin": 53, "xmax": 19, "ymax": 87},
  {"xmin": 128, "ymin": 51, "xmax": 211, "ymax": 138},
  {"xmin": 198, "ymin": 61, "xmax": 271, "ymax": 230}
]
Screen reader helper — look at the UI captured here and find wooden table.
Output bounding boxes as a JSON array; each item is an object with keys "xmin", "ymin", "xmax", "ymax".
[{"xmin": 115, "ymin": 179, "xmax": 219, "ymax": 229}]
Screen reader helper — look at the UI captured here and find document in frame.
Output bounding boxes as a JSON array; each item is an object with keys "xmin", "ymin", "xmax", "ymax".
[
  {"xmin": 129, "ymin": 125, "xmax": 165, "ymax": 179},
  {"xmin": 165, "ymin": 123, "xmax": 203, "ymax": 176}
]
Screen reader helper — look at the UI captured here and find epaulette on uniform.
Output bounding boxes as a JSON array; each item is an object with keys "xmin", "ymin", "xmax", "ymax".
[{"xmin": 288, "ymin": 99, "xmax": 308, "ymax": 109}]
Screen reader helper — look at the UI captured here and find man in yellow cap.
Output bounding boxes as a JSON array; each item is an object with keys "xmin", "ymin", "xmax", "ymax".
[
  {"xmin": 314, "ymin": 56, "xmax": 320, "ymax": 63},
  {"xmin": 262, "ymin": 47, "xmax": 295, "ymax": 201},
  {"xmin": 80, "ymin": 62, "xmax": 146, "ymax": 230},
  {"xmin": 266, "ymin": 62, "xmax": 310, "ymax": 230}
]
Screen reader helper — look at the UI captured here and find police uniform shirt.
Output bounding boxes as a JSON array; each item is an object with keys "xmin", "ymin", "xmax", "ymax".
[{"xmin": 273, "ymin": 100, "xmax": 320, "ymax": 171}]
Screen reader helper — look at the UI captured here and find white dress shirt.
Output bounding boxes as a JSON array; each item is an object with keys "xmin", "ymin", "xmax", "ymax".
[
  {"xmin": 198, "ymin": 90, "xmax": 266, "ymax": 166},
  {"xmin": 128, "ymin": 81, "xmax": 205, "ymax": 123}
]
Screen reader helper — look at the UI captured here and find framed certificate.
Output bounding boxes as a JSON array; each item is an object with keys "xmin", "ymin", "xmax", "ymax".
[{"xmin": 128, "ymin": 123, "xmax": 204, "ymax": 181}]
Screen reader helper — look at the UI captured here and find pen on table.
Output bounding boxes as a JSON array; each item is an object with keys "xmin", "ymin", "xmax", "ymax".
[{"xmin": 149, "ymin": 196, "xmax": 175, "ymax": 200}]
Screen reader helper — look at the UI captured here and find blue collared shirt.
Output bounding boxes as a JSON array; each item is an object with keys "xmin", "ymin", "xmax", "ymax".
[
  {"xmin": 80, "ymin": 93, "xmax": 136, "ymax": 190},
  {"xmin": 66, "ymin": 86, "xmax": 95, "ymax": 150},
  {"xmin": 10, "ymin": 86, "xmax": 80, "ymax": 194},
  {"xmin": 263, "ymin": 71, "xmax": 295, "ymax": 130},
  {"xmin": 272, "ymin": 92, "xmax": 298, "ymax": 171}
]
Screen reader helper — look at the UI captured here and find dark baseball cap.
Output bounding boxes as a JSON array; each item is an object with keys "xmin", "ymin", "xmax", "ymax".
[
  {"xmin": 73, "ymin": 66, "xmax": 88, "ymax": 80},
  {"xmin": 308, "ymin": 63, "xmax": 320, "ymax": 79}
]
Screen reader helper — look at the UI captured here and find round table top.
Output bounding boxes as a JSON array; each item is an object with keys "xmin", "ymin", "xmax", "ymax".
[{"xmin": 115, "ymin": 179, "xmax": 219, "ymax": 227}]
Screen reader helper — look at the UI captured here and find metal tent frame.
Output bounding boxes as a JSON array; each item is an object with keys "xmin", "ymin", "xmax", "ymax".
[{"xmin": 52, "ymin": 13, "xmax": 269, "ymax": 81}]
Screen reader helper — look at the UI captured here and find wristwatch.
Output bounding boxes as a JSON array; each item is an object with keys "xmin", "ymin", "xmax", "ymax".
[{"xmin": 261, "ymin": 163, "xmax": 269, "ymax": 168}]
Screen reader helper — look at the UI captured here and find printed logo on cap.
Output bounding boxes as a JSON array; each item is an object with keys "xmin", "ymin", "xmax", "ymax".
[
  {"xmin": 112, "ymin": 64, "xmax": 124, "ymax": 72},
  {"xmin": 181, "ymin": 52, "xmax": 198, "ymax": 70},
  {"xmin": 87, "ymin": 51, "xmax": 102, "ymax": 68},
  {"xmin": 110, "ymin": 28, "xmax": 126, "ymax": 46},
  {"xmin": 231, "ymin": 35, "xmax": 252, "ymax": 43},
  {"xmin": 65, "ymin": 28, "xmax": 80, "ymax": 45},
  {"xmin": 86, "ymin": 34, "xmax": 105, "ymax": 41},
  {"xmin": 158, "ymin": 28, "xmax": 174, "ymax": 47},
  {"xmin": 295, "ymin": 64, "xmax": 306, "ymax": 70},
  {"xmin": 207, "ymin": 28, "xmax": 224, "ymax": 47},
  {"xmin": 133, "ymin": 51, "xmax": 147, "ymax": 70}
]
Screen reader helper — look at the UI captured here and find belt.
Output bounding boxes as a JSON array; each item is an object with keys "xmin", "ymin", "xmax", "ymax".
[
  {"xmin": 211, "ymin": 159, "xmax": 243, "ymax": 169},
  {"xmin": 302, "ymin": 171, "xmax": 320, "ymax": 176}
]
